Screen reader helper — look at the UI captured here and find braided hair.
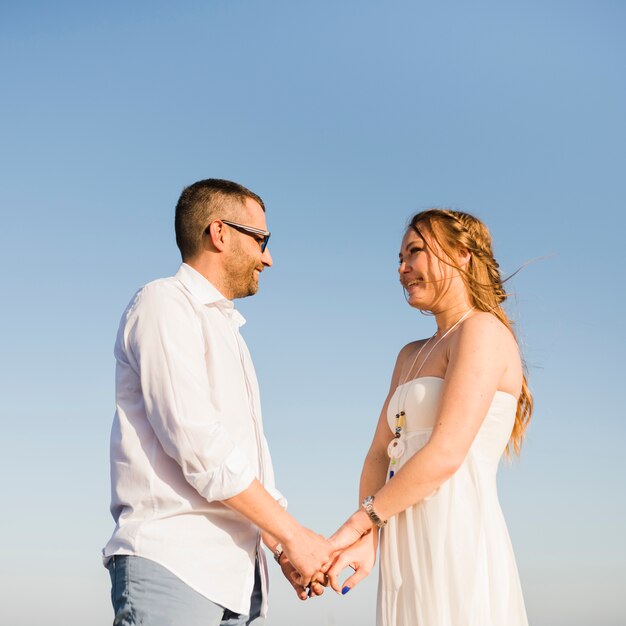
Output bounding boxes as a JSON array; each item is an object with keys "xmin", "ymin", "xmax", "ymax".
[{"xmin": 408, "ymin": 209, "xmax": 532, "ymax": 457}]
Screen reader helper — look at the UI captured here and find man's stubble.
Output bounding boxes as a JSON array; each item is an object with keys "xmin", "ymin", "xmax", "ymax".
[{"xmin": 224, "ymin": 240, "xmax": 260, "ymax": 300}]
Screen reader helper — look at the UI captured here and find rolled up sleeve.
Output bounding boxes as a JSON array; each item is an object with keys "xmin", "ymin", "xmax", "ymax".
[{"xmin": 124, "ymin": 284, "xmax": 255, "ymax": 501}]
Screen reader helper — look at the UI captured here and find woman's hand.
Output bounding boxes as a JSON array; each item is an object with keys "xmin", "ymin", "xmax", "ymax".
[
  {"xmin": 327, "ymin": 531, "xmax": 378, "ymax": 595},
  {"xmin": 328, "ymin": 508, "xmax": 375, "ymax": 552}
]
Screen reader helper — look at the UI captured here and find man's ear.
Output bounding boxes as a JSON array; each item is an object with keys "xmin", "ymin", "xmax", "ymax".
[{"xmin": 205, "ymin": 220, "xmax": 227, "ymax": 252}]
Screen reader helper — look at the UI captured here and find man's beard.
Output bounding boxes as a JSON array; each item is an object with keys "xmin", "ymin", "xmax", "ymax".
[{"xmin": 224, "ymin": 245, "xmax": 259, "ymax": 299}]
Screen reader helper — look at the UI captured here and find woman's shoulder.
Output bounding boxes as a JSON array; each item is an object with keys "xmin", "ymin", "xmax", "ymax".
[
  {"xmin": 389, "ymin": 338, "xmax": 432, "ymax": 387},
  {"xmin": 460, "ymin": 310, "xmax": 512, "ymax": 337},
  {"xmin": 453, "ymin": 310, "xmax": 519, "ymax": 356},
  {"xmin": 455, "ymin": 311, "xmax": 523, "ymax": 394},
  {"xmin": 397, "ymin": 337, "xmax": 431, "ymax": 359},
  {"xmin": 393, "ymin": 337, "xmax": 431, "ymax": 372}
]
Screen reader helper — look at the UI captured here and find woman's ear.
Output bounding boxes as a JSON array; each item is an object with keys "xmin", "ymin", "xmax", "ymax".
[{"xmin": 457, "ymin": 246, "xmax": 471, "ymax": 269}]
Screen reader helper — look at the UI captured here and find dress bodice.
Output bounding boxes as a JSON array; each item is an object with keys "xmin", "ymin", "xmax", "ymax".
[{"xmin": 386, "ymin": 376, "xmax": 517, "ymax": 468}]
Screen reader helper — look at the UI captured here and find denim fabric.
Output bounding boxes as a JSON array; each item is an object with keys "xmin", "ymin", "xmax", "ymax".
[{"xmin": 108, "ymin": 555, "xmax": 264, "ymax": 626}]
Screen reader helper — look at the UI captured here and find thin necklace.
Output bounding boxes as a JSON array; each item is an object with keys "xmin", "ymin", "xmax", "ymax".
[{"xmin": 387, "ymin": 308, "xmax": 474, "ymax": 478}]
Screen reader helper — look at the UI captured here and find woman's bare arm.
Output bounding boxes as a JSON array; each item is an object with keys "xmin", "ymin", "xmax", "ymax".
[{"xmin": 333, "ymin": 313, "xmax": 521, "ymax": 541}]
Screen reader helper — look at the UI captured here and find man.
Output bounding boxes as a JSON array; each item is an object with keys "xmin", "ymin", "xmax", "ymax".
[{"xmin": 103, "ymin": 179, "xmax": 332, "ymax": 626}]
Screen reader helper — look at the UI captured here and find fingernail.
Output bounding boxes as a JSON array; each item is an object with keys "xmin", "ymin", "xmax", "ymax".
[{"xmin": 341, "ymin": 586, "xmax": 350, "ymax": 595}]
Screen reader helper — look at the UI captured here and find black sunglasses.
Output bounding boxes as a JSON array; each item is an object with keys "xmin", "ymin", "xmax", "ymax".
[{"xmin": 212, "ymin": 219, "xmax": 271, "ymax": 252}]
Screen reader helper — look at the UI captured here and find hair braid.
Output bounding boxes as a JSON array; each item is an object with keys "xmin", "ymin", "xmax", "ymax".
[
  {"xmin": 408, "ymin": 209, "xmax": 533, "ymax": 457},
  {"xmin": 450, "ymin": 211, "xmax": 508, "ymax": 307}
]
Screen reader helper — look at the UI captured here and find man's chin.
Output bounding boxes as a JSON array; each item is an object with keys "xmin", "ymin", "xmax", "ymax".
[{"xmin": 236, "ymin": 282, "xmax": 259, "ymax": 299}]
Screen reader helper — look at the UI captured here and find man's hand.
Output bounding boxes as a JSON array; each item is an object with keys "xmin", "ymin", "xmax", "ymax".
[
  {"xmin": 282, "ymin": 526, "xmax": 335, "ymax": 588},
  {"xmin": 277, "ymin": 554, "xmax": 308, "ymax": 600},
  {"xmin": 278, "ymin": 556, "xmax": 328, "ymax": 600},
  {"xmin": 225, "ymin": 481, "xmax": 336, "ymax": 586}
]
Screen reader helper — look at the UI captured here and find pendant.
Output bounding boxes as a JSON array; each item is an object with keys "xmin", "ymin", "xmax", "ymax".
[{"xmin": 387, "ymin": 437, "xmax": 406, "ymax": 460}]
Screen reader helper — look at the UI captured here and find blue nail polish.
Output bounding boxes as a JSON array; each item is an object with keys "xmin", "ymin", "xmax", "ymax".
[{"xmin": 341, "ymin": 586, "xmax": 350, "ymax": 595}]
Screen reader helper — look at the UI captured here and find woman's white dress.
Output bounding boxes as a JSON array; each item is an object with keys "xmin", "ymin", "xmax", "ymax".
[{"xmin": 378, "ymin": 376, "xmax": 528, "ymax": 626}]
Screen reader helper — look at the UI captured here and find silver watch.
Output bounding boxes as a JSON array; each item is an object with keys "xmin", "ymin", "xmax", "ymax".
[{"xmin": 361, "ymin": 495, "xmax": 387, "ymax": 528}]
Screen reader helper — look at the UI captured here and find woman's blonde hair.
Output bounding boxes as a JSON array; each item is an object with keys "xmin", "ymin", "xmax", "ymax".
[{"xmin": 409, "ymin": 209, "xmax": 533, "ymax": 457}]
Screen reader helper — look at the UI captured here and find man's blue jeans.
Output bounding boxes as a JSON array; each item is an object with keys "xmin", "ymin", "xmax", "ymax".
[{"xmin": 108, "ymin": 555, "xmax": 264, "ymax": 626}]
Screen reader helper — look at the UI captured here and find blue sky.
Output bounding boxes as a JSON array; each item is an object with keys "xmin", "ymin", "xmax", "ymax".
[{"xmin": 1, "ymin": 2, "xmax": 625, "ymax": 625}]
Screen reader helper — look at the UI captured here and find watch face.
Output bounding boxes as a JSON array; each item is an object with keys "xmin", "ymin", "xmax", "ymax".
[{"xmin": 362, "ymin": 495, "xmax": 386, "ymax": 527}]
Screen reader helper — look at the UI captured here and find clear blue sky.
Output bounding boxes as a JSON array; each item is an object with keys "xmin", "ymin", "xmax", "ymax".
[{"xmin": 1, "ymin": 2, "xmax": 624, "ymax": 625}]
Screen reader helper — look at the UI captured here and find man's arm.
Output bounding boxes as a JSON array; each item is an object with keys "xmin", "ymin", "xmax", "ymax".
[
  {"xmin": 123, "ymin": 284, "xmax": 257, "ymax": 500},
  {"xmin": 225, "ymin": 480, "xmax": 333, "ymax": 586}
]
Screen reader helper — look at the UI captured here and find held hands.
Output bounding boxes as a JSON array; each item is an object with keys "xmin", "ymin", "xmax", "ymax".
[
  {"xmin": 280, "ymin": 526, "xmax": 334, "ymax": 599},
  {"xmin": 277, "ymin": 553, "xmax": 327, "ymax": 600},
  {"xmin": 275, "ymin": 509, "xmax": 377, "ymax": 600}
]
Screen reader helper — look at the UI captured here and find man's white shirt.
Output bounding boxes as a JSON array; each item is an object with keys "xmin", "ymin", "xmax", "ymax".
[{"xmin": 103, "ymin": 263, "xmax": 285, "ymax": 615}]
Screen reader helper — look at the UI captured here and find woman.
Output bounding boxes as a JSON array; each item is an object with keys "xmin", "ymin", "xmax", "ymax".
[{"xmin": 327, "ymin": 209, "xmax": 532, "ymax": 626}]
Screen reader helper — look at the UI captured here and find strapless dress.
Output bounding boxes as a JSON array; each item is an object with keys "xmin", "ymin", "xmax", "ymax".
[{"xmin": 378, "ymin": 376, "xmax": 528, "ymax": 626}]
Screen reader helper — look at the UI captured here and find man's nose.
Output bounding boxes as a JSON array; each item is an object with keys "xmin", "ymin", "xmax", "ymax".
[{"xmin": 262, "ymin": 247, "xmax": 273, "ymax": 267}]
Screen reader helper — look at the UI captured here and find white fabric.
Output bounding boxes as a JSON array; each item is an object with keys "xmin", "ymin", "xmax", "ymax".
[
  {"xmin": 103, "ymin": 263, "xmax": 285, "ymax": 616},
  {"xmin": 378, "ymin": 376, "xmax": 528, "ymax": 626}
]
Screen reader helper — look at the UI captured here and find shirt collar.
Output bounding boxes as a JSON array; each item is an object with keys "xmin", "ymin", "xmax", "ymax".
[{"xmin": 175, "ymin": 263, "xmax": 246, "ymax": 327}]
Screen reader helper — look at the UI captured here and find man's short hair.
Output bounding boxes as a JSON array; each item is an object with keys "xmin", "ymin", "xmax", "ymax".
[{"xmin": 174, "ymin": 178, "xmax": 265, "ymax": 260}]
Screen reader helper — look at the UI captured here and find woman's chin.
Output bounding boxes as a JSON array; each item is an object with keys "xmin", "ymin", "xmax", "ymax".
[{"xmin": 406, "ymin": 294, "xmax": 428, "ymax": 310}]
